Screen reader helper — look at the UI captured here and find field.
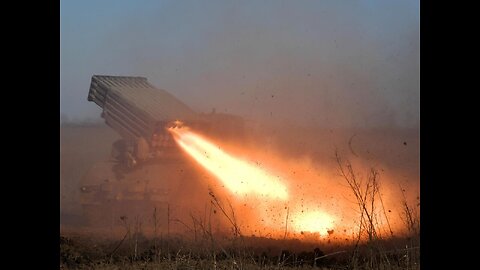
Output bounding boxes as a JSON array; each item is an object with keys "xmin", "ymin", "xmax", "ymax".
[{"xmin": 60, "ymin": 123, "xmax": 419, "ymax": 269}]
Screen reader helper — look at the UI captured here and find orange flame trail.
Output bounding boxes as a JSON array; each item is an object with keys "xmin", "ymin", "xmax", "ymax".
[
  {"xmin": 168, "ymin": 126, "xmax": 288, "ymax": 201},
  {"xmin": 166, "ymin": 125, "xmax": 417, "ymax": 239}
]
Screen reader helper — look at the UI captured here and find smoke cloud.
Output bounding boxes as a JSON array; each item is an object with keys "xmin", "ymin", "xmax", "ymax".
[{"xmin": 61, "ymin": 0, "xmax": 419, "ymax": 129}]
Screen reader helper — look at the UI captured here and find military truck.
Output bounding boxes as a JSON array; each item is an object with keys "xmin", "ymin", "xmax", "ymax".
[{"xmin": 79, "ymin": 75, "xmax": 245, "ymax": 227}]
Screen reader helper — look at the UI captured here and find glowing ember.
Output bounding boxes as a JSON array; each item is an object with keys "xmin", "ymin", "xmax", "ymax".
[
  {"xmin": 291, "ymin": 210, "xmax": 335, "ymax": 236},
  {"xmin": 168, "ymin": 126, "xmax": 288, "ymax": 200}
]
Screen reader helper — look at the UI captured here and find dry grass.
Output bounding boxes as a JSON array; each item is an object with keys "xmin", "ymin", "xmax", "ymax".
[
  {"xmin": 60, "ymin": 232, "xmax": 419, "ymax": 270},
  {"xmin": 335, "ymin": 150, "xmax": 420, "ymax": 270}
]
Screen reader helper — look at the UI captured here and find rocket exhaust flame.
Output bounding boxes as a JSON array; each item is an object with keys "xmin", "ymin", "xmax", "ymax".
[
  {"xmin": 168, "ymin": 125, "xmax": 341, "ymax": 238},
  {"xmin": 291, "ymin": 211, "xmax": 334, "ymax": 235},
  {"xmin": 168, "ymin": 126, "xmax": 288, "ymax": 200}
]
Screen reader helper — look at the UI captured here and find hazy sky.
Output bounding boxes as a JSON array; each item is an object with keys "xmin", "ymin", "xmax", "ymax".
[{"xmin": 60, "ymin": 0, "xmax": 419, "ymax": 128}]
